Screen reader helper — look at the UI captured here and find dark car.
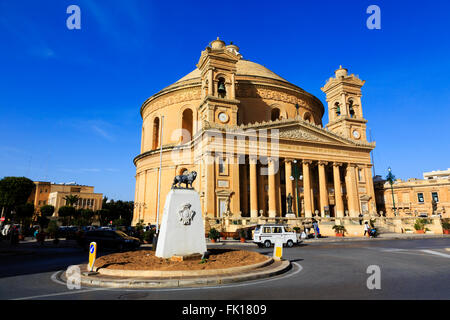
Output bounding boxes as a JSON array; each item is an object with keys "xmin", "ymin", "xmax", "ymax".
[
  {"xmin": 58, "ymin": 226, "xmax": 80, "ymax": 240},
  {"xmin": 78, "ymin": 230, "xmax": 140, "ymax": 251}
]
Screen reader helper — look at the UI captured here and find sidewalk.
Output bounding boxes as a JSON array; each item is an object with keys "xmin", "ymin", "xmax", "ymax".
[{"xmin": 204, "ymin": 233, "xmax": 450, "ymax": 246}]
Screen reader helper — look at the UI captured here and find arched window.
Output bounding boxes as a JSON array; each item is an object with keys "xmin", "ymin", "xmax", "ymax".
[
  {"xmin": 217, "ymin": 77, "xmax": 226, "ymax": 98},
  {"xmin": 181, "ymin": 108, "xmax": 193, "ymax": 143},
  {"xmin": 303, "ymin": 112, "xmax": 312, "ymax": 123},
  {"xmin": 271, "ymin": 108, "xmax": 280, "ymax": 121},
  {"xmin": 348, "ymin": 99, "xmax": 355, "ymax": 118},
  {"xmin": 152, "ymin": 117, "xmax": 160, "ymax": 149},
  {"xmin": 335, "ymin": 102, "xmax": 341, "ymax": 116}
]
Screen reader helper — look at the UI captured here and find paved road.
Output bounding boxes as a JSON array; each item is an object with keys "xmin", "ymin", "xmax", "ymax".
[{"xmin": 1, "ymin": 238, "xmax": 449, "ymax": 300}]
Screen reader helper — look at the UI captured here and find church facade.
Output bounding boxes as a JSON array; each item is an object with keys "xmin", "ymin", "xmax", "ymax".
[{"xmin": 132, "ymin": 38, "xmax": 377, "ymax": 226}]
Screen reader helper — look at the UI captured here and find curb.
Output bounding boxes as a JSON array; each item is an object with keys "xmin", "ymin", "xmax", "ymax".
[
  {"xmin": 65, "ymin": 260, "xmax": 291, "ymax": 289},
  {"xmin": 96, "ymin": 257, "xmax": 273, "ymax": 277}
]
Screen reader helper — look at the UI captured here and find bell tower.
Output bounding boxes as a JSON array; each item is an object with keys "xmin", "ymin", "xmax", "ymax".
[
  {"xmin": 321, "ymin": 66, "xmax": 368, "ymax": 142},
  {"xmin": 197, "ymin": 38, "xmax": 241, "ymax": 127}
]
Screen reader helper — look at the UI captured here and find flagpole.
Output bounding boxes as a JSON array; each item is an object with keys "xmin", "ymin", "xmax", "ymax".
[{"xmin": 156, "ymin": 116, "xmax": 164, "ymax": 235}]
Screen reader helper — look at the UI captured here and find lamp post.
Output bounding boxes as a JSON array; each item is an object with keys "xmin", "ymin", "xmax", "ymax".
[
  {"xmin": 290, "ymin": 160, "xmax": 302, "ymax": 217},
  {"xmin": 386, "ymin": 167, "xmax": 396, "ymax": 216}
]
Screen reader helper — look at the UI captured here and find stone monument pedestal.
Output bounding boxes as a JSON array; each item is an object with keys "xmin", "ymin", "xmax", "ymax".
[{"xmin": 155, "ymin": 188, "xmax": 207, "ymax": 259}]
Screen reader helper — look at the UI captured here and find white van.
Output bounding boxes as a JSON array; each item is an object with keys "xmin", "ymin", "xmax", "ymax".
[{"xmin": 253, "ymin": 224, "xmax": 301, "ymax": 248}]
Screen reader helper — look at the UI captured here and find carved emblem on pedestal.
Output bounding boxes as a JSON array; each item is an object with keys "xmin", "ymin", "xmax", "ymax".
[{"xmin": 178, "ymin": 203, "xmax": 196, "ymax": 225}]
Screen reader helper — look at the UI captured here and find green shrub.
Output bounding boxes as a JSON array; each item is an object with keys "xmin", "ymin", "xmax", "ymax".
[
  {"xmin": 208, "ymin": 228, "xmax": 220, "ymax": 240},
  {"xmin": 332, "ymin": 225, "xmax": 347, "ymax": 234},
  {"xmin": 442, "ymin": 221, "xmax": 450, "ymax": 230}
]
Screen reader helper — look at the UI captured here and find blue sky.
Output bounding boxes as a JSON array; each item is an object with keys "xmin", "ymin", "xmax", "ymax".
[{"xmin": 1, "ymin": 0, "xmax": 449, "ymax": 201}]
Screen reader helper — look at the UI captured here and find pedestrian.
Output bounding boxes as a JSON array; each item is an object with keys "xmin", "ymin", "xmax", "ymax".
[
  {"xmin": 364, "ymin": 221, "xmax": 370, "ymax": 237},
  {"xmin": 358, "ymin": 213, "xmax": 363, "ymax": 225},
  {"xmin": 312, "ymin": 220, "xmax": 319, "ymax": 239}
]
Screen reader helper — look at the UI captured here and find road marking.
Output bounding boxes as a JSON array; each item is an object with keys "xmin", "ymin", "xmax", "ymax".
[
  {"xmin": 420, "ymin": 250, "xmax": 450, "ymax": 259},
  {"xmin": 12, "ymin": 288, "xmax": 107, "ymax": 300}
]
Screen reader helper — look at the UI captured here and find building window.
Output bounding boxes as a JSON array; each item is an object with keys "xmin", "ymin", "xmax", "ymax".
[
  {"xmin": 348, "ymin": 99, "xmax": 355, "ymax": 118},
  {"xmin": 218, "ymin": 157, "xmax": 228, "ymax": 175},
  {"xmin": 335, "ymin": 102, "xmax": 341, "ymax": 116},
  {"xmin": 417, "ymin": 193, "xmax": 424, "ymax": 203},
  {"xmin": 271, "ymin": 108, "xmax": 280, "ymax": 121},
  {"xmin": 431, "ymin": 192, "xmax": 439, "ymax": 203}
]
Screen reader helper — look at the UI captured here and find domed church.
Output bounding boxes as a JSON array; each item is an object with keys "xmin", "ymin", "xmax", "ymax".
[{"xmin": 132, "ymin": 38, "xmax": 376, "ymax": 225}]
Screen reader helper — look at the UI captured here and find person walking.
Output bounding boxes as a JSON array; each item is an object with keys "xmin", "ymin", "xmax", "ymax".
[
  {"xmin": 312, "ymin": 220, "xmax": 319, "ymax": 239},
  {"xmin": 364, "ymin": 221, "xmax": 370, "ymax": 237}
]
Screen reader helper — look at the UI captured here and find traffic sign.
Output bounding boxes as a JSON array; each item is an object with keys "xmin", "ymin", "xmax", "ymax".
[
  {"xmin": 88, "ymin": 242, "xmax": 97, "ymax": 272},
  {"xmin": 273, "ymin": 238, "xmax": 283, "ymax": 261}
]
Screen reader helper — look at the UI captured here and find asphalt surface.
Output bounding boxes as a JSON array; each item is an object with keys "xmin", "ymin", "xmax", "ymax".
[{"xmin": 1, "ymin": 238, "xmax": 449, "ymax": 300}]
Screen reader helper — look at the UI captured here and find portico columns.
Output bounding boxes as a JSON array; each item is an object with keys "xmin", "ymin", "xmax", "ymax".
[
  {"xmin": 345, "ymin": 163, "xmax": 360, "ymax": 217},
  {"xmin": 268, "ymin": 158, "xmax": 277, "ymax": 217},
  {"xmin": 205, "ymin": 152, "xmax": 215, "ymax": 217},
  {"xmin": 365, "ymin": 164, "xmax": 377, "ymax": 214},
  {"xmin": 302, "ymin": 160, "xmax": 313, "ymax": 218},
  {"xmin": 285, "ymin": 159, "xmax": 294, "ymax": 210},
  {"xmin": 318, "ymin": 161, "xmax": 329, "ymax": 216},
  {"xmin": 333, "ymin": 163, "xmax": 344, "ymax": 217},
  {"xmin": 249, "ymin": 156, "xmax": 258, "ymax": 218}
]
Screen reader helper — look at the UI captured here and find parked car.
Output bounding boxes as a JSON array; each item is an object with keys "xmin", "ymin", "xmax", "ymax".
[
  {"xmin": 253, "ymin": 224, "xmax": 301, "ymax": 248},
  {"xmin": 78, "ymin": 230, "xmax": 140, "ymax": 251},
  {"xmin": 58, "ymin": 226, "xmax": 80, "ymax": 240}
]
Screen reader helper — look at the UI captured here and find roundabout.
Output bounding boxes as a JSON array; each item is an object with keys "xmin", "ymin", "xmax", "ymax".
[{"xmin": 61, "ymin": 248, "xmax": 292, "ymax": 289}]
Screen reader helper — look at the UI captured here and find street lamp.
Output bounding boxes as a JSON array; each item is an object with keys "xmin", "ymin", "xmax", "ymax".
[
  {"xmin": 291, "ymin": 160, "xmax": 302, "ymax": 217},
  {"xmin": 386, "ymin": 167, "xmax": 396, "ymax": 216}
]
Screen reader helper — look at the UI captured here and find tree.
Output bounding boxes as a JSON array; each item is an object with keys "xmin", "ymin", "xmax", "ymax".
[
  {"xmin": 37, "ymin": 205, "xmax": 55, "ymax": 229},
  {"xmin": 100, "ymin": 198, "xmax": 134, "ymax": 226},
  {"xmin": 15, "ymin": 202, "xmax": 34, "ymax": 224},
  {"xmin": 58, "ymin": 206, "xmax": 76, "ymax": 225},
  {"xmin": 0, "ymin": 176, "xmax": 35, "ymax": 220},
  {"xmin": 40, "ymin": 205, "xmax": 55, "ymax": 217},
  {"xmin": 63, "ymin": 194, "xmax": 80, "ymax": 207}
]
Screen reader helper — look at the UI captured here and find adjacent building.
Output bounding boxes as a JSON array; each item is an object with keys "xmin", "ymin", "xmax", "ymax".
[
  {"xmin": 132, "ymin": 39, "xmax": 377, "ymax": 225},
  {"xmin": 28, "ymin": 181, "xmax": 103, "ymax": 214},
  {"xmin": 374, "ymin": 170, "xmax": 450, "ymax": 218}
]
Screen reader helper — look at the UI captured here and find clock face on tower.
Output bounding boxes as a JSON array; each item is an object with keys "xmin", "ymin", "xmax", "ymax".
[
  {"xmin": 218, "ymin": 112, "xmax": 229, "ymax": 123},
  {"xmin": 352, "ymin": 130, "xmax": 360, "ymax": 139}
]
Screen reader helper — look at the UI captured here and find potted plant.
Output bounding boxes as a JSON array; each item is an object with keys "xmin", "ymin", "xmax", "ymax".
[
  {"xmin": 442, "ymin": 221, "xmax": 450, "ymax": 235},
  {"xmin": 238, "ymin": 229, "xmax": 246, "ymax": 243},
  {"xmin": 414, "ymin": 218, "xmax": 425, "ymax": 234},
  {"xmin": 208, "ymin": 228, "xmax": 220, "ymax": 243},
  {"xmin": 332, "ymin": 225, "xmax": 346, "ymax": 237}
]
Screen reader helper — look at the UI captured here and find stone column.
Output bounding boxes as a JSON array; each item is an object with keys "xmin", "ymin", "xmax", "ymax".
[
  {"xmin": 318, "ymin": 161, "xmax": 329, "ymax": 216},
  {"xmin": 268, "ymin": 158, "xmax": 277, "ymax": 217},
  {"xmin": 333, "ymin": 163, "xmax": 344, "ymax": 217},
  {"xmin": 249, "ymin": 156, "xmax": 258, "ymax": 218},
  {"xmin": 302, "ymin": 160, "xmax": 312, "ymax": 217},
  {"xmin": 285, "ymin": 159, "xmax": 294, "ymax": 206},
  {"xmin": 231, "ymin": 155, "xmax": 240, "ymax": 214},
  {"xmin": 205, "ymin": 152, "xmax": 215, "ymax": 217},
  {"xmin": 345, "ymin": 163, "xmax": 360, "ymax": 217},
  {"xmin": 241, "ymin": 161, "xmax": 249, "ymax": 216},
  {"xmin": 365, "ymin": 164, "xmax": 377, "ymax": 215}
]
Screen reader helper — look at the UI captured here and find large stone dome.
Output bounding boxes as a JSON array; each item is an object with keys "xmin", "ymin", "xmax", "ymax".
[{"xmin": 175, "ymin": 59, "xmax": 288, "ymax": 84}]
